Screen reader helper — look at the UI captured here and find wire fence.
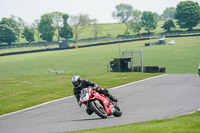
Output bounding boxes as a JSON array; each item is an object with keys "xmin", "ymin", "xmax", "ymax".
[
  {"xmin": 0, "ymin": 31, "xmax": 200, "ymax": 55},
  {"xmin": 0, "ymin": 42, "xmax": 59, "ymax": 54}
]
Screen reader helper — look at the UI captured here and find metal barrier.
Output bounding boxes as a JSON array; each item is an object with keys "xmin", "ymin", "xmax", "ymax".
[{"xmin": 49, "ymin": 68, "xmax": 64, "ymax": 74}]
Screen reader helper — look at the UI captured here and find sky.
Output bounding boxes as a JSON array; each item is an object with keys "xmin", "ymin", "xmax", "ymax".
[{"xmin": 0, "ymin": 0, "xmax": 200, "ymax": 25}]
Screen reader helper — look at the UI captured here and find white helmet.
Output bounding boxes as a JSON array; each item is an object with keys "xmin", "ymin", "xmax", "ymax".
[{"xmin": 72, "ymin": 75, "xmax": 81, "ymax": 87}]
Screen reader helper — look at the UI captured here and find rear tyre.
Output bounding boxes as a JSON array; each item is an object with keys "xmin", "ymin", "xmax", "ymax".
[
  {"xmin": 89, "ymin": 101, "xmax": 107, "ymax": 119},
  {"xmin": 113, "ymin": 106, "xmax": 122, "ymax": 117}
]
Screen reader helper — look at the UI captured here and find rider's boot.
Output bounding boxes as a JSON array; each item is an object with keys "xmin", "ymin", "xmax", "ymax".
[
  {"xmin": 86, "ymin": 108, "xmax": 93, "ymax": 115},
  {"xmin": 96, "ymin": 88, "xmax": 118, "ymax": 102},
  {"xmin": 109, "ymin": 95, "xmax": 118, "ymax": 102}
]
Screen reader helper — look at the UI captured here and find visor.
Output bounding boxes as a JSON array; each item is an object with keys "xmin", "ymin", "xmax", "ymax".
[{"xmin": 73, "ymin": 81, "xmax": 80, "ymax": 87}]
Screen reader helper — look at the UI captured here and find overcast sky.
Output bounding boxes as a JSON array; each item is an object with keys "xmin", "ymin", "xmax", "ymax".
[{"xmin": 1, "ymin": 0, "xmax": 200, "ymax": 24}]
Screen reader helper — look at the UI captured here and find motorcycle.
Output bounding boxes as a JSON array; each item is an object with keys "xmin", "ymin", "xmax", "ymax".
[{"xmin": 79, "ymin": 87, "xmax": 122, "ymax": 119}]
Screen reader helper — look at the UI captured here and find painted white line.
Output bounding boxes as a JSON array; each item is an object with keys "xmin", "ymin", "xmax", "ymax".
[
  {"xmin": 188, "ymin": 108, "xmax": 200, "ymax": 115},
  {"xmin": 0, "ymin": 74, "xmax": 167, "ymax": 119}
]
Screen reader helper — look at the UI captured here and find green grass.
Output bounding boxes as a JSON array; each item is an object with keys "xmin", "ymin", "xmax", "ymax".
[
  {"xmin": 65, "ymin": 111, "xmax": 200, "ymax": 133},
  {"xmin": 78, "ymin": 23, "xmax": 127, "ymax": 39},
  {"xmin": 0, "ymin": 72, "xmax": 160, "ymax": 115},
  {"xmin": 0, "ymin": 36, "xmax": 199, "ymax": 78}
]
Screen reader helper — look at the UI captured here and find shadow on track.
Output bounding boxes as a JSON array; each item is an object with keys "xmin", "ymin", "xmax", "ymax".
[
  {"xmin": 57, "ymin": 118, "xmax": 101, "ymax": 123},
  {"xmin": 70, "ymin": 118, "xmax": 102, "ymax": 121},
  {"xmin": 69, "ymin": 116, "xmax": 115, "ymax": 122}
]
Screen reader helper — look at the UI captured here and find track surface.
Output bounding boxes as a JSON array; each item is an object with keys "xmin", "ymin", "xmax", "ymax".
[{"xmin": 0, "ymin": 74, "xmax": 200, "ymax": 133}]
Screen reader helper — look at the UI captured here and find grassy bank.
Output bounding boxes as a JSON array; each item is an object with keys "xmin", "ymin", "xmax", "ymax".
[
  {"xmin": 18, "ymin": 21, "xmax": 200, "ymax": 44},
  {"xmin": 0, "ymin": 37, "xmax": 199, "ymax": 78},
  {"xmin": 65, "ymin": 110, "xmax": 200, "ymax": 133}
]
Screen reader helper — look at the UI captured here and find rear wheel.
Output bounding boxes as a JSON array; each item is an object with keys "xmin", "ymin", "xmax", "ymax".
[{"xmin": 89, "ymin": 100, "xmax": 107, "ymax": 119}]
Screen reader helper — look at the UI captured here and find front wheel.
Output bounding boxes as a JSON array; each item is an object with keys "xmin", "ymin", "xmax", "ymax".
[
  {"xmin": 113, "ymin": 106, "xmax": 122, "ymax": 117},
  {"xmin": 89, "ymin": 100, "xmax": 107, "ymax": 119}
]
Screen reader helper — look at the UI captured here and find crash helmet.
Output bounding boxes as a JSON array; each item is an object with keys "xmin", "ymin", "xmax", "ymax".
[{"xmin": 72, "ymin": 75, "xmax": 81, "ymax": 87}]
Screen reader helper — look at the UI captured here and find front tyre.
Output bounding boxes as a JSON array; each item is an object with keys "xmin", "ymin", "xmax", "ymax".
[
  {"xmin": 113, "ymin": 106, "xmax": 122, "ymax": 117},
  {"xmin": 89, "ymin": 100, "xmax": 107, "ymax": 119}
]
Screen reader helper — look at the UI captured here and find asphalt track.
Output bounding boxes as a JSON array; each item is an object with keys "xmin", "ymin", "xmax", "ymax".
[{"xmin": 0, "ymin": 74, "xmax": 200, "ymax": 133}]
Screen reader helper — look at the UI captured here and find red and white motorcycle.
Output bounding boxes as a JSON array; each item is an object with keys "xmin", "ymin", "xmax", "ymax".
[{"xmin": 79, "ymin": 87, "xmax": 122, "ymax": 119}]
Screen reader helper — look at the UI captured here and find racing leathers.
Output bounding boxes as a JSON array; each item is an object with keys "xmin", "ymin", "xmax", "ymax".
[{"xmin": 73, "ymin": 79, "xmax": 118, "ymax": 104}]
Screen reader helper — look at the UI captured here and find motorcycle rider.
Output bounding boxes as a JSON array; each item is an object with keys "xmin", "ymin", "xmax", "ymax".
[{"xmin": 72, "ymin": 75, "xmax": 118, "ymax": 115}]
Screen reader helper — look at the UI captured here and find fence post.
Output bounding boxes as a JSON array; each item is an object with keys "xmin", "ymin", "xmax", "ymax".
[
  {"xmin": 122, "ymin": 50, "xmax": 124, "ymax": 57},
  {"xmin": 141, "ymin": 50, "xmax": 143, "ymax": 73},
  {"xmin": 131, "ymin": 50, "xmax": 134, "ymax": 72}
]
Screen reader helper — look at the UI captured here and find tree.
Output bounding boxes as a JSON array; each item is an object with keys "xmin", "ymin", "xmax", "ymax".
[
  {"xmin": 50, "ymin": 11, "xmax": 63, "ymax": 41},
  {"xmin": 126, "ymin": 21, "xmax": 142, "ymax": 35},
  {"xmin": 22, "ymin": 26, "xmax": 35, "ymax": 42},
  {"xmin": 1, "ymin": 16, "xmax": 25, "ymax": 44},
  {"xmin": 154, "ymin": 12, "xmax": 162, "ymax": 21},
  {"xmin": 91, "ymin": 19, "xmax": 102, "ymax": 39},
  {"xmin": 141, "ymin": 11, "xmax": 158, "ymax": 34},
  {"xmin": 126, "ymin": 10, "xmax": 142, "ymax": 35},
  {"xmin": 130, "ymin": 10, "xmax": 142, "ymax": 22},
  {"xmin": 161, "ymin": 7, "xmax": 176, "ymax": 20},
  {"xmin": 162, "ymin": 19, "xmax": 176, "ymax": 32},
  {"xmin": 59, "ymin": 14, "xmax": 73, "ymax": 40},
  {"xmin": 0, "ymin": 17, "xmax": 18, "ymax": 30},
  {"xmin": 175, "ymin": 1, "xmax": 200, "ymax": 30},
  {"xmin": 0, "ymin": 24, "xmax": 17, "ymax": 44},
  {"xmin": 32, "ymin": 19, "xmax": 40, "ymax": 42},
  {"xmin": 69, "ymin": 13, "xmax": 92, "ymax": 41},
  {"xmin": 112, "ymin": 3, "xmax": 133, "ymax": 23},
  {"xmin": 11, "ymin": 15, "xmax": 25, "ymax": 44},
  {"xmin": 38, "ymin": 14, "xmax": 55, "ymax": 41}
]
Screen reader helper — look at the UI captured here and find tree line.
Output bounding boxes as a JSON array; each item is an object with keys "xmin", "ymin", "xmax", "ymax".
[
  {"xmin": 113, "ymin": 1, "xmax": 200, "ymax": 36},
  {"xmin": 0, "ymin": 0, "xmax": 200, "ymax": 45},
  {"xmin": 0, "ymin": 12, "xmax": 98, "ymax": 45}
]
